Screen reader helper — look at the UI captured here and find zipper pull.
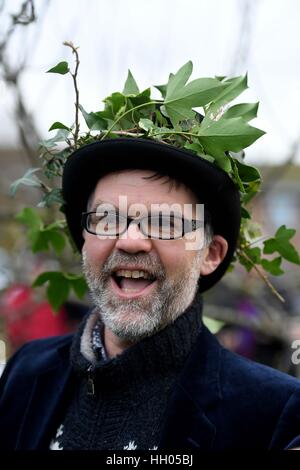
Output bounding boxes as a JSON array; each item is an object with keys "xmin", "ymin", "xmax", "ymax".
[{"xmin": 87, "ymin": 365, "xmax": 95, "ymax": 396}]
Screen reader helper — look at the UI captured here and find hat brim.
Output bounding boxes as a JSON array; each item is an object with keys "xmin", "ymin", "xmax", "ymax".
[{"xmin": 62, "ymin": 138, "xmax": 241, "ymax": 293}]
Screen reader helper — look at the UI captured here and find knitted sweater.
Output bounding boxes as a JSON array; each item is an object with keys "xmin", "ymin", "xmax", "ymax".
[{"xmin": 50, "ymin": 294, "xmax": 203, "ymax": 450}]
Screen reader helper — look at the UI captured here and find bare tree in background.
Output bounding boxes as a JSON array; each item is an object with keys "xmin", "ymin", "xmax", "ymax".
[{"xmin": 0, "ymin": 0, "xmax": 49, "ymax": 164}]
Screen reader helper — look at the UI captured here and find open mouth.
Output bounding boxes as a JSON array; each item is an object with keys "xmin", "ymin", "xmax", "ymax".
[{"xmin": 111, "ymin": 269, "xmax": 157, "ymax": 298}]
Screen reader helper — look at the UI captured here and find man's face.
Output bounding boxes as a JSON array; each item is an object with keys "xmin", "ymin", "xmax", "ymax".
[{"xmin": 82, "ymin": 169, "xmax": 212, "ymax": 341}]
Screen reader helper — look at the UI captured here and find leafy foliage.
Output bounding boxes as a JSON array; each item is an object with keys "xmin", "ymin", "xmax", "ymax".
[
  {"xmin": 263, "ymin": 225, "xmax": 300, "ymax": 265},
  {"xmin": 10, "ymin": 168, "xmax": 43, "ymax": 195},
  {"xmin": 33, "ymin": 271, "xmax": 88, "ymax": 312},
  {"xmin": 11, "ymin": 48, "xmax": 300, "ymax": 308},
  {"xmin": 46, "ymin": 61, "xmax": 69, "ymax": 75},
  {"xmin": 16, "ymin": 208, "xmax": 66, "ymax": 255},
  {"xmin": 48, "ymin": 121, "xmax": 71, "ymax": 131}
]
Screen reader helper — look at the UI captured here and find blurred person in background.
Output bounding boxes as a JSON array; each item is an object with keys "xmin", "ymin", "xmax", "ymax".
[{"xmin": 1, "ymin": 284, "xmax": 70, "ymax": 354}]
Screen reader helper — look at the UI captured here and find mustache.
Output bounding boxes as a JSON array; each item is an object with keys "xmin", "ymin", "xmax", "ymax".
[{"xmin": 99, "ymin": 252, "xmax": 166, "ymax": 280}]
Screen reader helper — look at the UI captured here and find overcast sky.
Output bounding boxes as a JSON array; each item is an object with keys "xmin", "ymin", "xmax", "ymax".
[{"xmin": 1, "ymin": 0, "xmax": 300, "ymax": 164}]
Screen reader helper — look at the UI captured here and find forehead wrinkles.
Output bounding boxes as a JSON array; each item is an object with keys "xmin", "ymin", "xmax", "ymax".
[{"xmin": 89, "ymin": 170, "xmax": 199, "ymax": 209}]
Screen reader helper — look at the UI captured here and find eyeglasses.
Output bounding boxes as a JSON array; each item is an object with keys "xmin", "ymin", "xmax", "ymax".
[{"xmin": 81, "ymin": 211, "xmax": 203, "ymax": 240}]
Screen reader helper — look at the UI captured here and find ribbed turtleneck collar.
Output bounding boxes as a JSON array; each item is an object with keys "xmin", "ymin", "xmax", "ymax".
[{"xmin": 70, "ymin": 293, "xmax": 203, "ymax": 390}]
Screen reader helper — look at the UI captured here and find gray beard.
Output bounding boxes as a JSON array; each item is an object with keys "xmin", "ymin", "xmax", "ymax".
[{"xmin": 82, "ymin": 249, "xmax": 202, "ymax": 342}]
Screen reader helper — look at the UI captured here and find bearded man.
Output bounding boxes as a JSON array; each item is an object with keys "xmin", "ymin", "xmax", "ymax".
[{"xmin": 1, "ymin": 138, "xmax": 300, "ymax": 451}]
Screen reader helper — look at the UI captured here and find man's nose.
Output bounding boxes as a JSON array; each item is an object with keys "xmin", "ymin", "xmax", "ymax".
[{"xmin": 114, "ymin": 220, "xmax": 152, "ymax": 253}]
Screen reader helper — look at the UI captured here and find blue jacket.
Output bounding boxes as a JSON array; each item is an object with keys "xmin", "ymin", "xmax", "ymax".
[{"xmin": 1, "ymin": 324, "xmax": 300, "ymax": 450}]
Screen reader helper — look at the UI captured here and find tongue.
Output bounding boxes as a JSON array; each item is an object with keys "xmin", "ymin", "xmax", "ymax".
[{"xmin": 119, "ymin": 277, "xmax": 152, "ymax": 292}]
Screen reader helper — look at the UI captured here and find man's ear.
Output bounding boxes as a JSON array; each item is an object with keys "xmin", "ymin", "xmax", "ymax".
[{"xmin": 200, "ymin": 235, "xmax": 228, "ymax": 276}]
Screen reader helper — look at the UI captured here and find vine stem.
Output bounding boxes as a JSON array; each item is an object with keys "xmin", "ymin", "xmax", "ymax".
[
  {"xmin": 237, "ymin": 248, "xmax": 285, "ymax": 303},
  {"xmin": 100, "ymin": 101, "xmax": 160, "ymax": 140},
  {"xmin": 106, "ymin": 130, "xmax": 144, "ymax": 137},
  {"xmin": 151, "ymin": 129, "xmax": 201, "ymax": 139},
  {"xmin": 63, "ymin": 41, "xmax": 80, "ymax": 149}
]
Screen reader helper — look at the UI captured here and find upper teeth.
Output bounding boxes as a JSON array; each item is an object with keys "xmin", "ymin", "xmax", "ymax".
[{"xmin": 115, "ymin": 269, "xmax": 152, "ymax": 279}]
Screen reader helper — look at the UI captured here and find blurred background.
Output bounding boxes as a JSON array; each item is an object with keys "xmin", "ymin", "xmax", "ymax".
[{"xmin": 0, "ymin": 0, "xmax": 300, "ymax": 375}]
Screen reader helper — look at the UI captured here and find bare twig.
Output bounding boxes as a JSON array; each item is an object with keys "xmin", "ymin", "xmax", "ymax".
[
  {"xmin": 63, "ymin": 41, "xmax": 80, "ymax": 149},
  {"xmin": 101, "ymin": 101, "xmax": 160, "ymax": 140},
  {"xmin": 105, "ymin": 130, "xmax": 144, "ymax": 137},
  {"xmin": 237, "ymin": 248, "xmax": 285, "ymax": 303}
]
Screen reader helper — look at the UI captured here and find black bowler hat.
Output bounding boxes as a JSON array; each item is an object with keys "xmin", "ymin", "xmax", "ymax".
[{"xmin": 62, "ymin": 138, "xmax": 241, "ymax": 293}]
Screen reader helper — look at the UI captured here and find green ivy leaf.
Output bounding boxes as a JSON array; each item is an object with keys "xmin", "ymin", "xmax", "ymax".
[
  {"xmin": 16, "ymin": 208, "xmax": 66, "ymax": 255},
  {"xmin": 153, "ymin": 109, "xmax": 168, "ymax": 127},
  {"xmin": 123, "ymin": 70, "xmax": 140, "ymax": 95},
  {"xmin": 32, "ymin": 271, "xmax": 62, "ymax": 286},
  {"xmin": 10, "ymin": 168, "xmax": 42, "ymax": 196},
  {"xmin": 79, "ymin": 104, "xmax": 108, "ymax": 130},
  {"xmin": 40, "ymin": 129, "xmax": 71, "ymax": 148},
  {"xmin": 261, "ymin": 257, "xmax": 284, "ymax": 276},
  {"xmin": 234, "ymin": 160, "xmax": 261, "ymax": 183},
  {"xmin": 48, "ymin": 121, "xmax": 71, "ymax": 131},
  {"xmin": 197, "ymin": 117, "xmax": 265, "ymax": 158},
  {"xmin": 223, "ymin": 102, "xmax": 259, "ymax": 122},
  {"xmin": 198, "ymin": 153, "xmax": 215, "ymax": 163},
  {"xmin": 102, "ymin": 92, "xmax": 137, "ymax": 130},
  {"xmin": 275, "ymin": 225, "xmax": 296, "ymax": 241},
  {"xmin": 16, "ymin": 208, "xmax": 49, "ymax": 252},
  {"xmin": 31, "ymin": 231, "xmax": 50, "ymax": 252},
  {"xmin": 214, "ymin": 154, "xmax": 232, "ymax": 172},
  {"xmin": 37, "ymin": 188, "xmax": 65, "ymax": 208},
  {"xmin": 155, "ymin": 83, "xmax": 167, "ymax": 98},
  {"xmin": 48, "ymin": 276, "xmax": 70, "ymax": 311},
  {"xmin": 47, "ymin": 61, "xmax": 69, "ymax": 75},
  {"xmin": 35, "ymin": 225, "xmax": 66, "ymax": 255},
  {"xmin": 128, "ymin": 88, "xmax": 152, "ymax": 108},
  {"xmin": 115, "ymin": 104, "xmax": 127, "ymax": 120},
  {"xmin": 70, "ymin": 276, "xmax": 88, "ymax": 298},
  {"xmin": 33, "ymin": 271, "xmax": 88, "ymax": 311},
  {"xmin": 231, "ymin": 160, "xmax": 246, "ymax": 192},
  {"xmin": 240, "ymin": 246, "xmax": 261, "ymax": 272},
  {"xmin": 184, "ymin": 141, "xmax": 207, "ymax": 156},
  {"xmin": 104, "ymin": 92, "xmax": 126, "ymax": 115},
  {"xmin": 206, "ymin": 75, "xmax": 248, "ymax": 115},
  {"xmin": 15, "ymin": 207, "xmax": 42, "ymax": 230},
  {"xmin": 245, "ymin": 246, "xmax": 261, "ymax": 263},
  {"xmin": 164, "ymin": 61, "xmax": 227, "ymax": 125},
  {"xmin": 47, "ymin": 230, "xmax": 66, "ymax": 255},
  {"xmin": 166, "ymin": 61, "xmax": 193, "ymax": 98},
  {"xmin": 241, "ymin": 207, "xmax": 251, "ymax": 219},
  {"xmin": 242, "ymin": 180, "xmax": 261, "ymax": 204},
  {"xmin": 243, "ymin": 220, "xmax": 262, "ymax": 240},
  {"xmin": 139, "ymin": 118, "xmax": 154, "ymax": 132},
  {"xmin": 263, "ymin": 225, "xmax": 300, "ymax": 265}
]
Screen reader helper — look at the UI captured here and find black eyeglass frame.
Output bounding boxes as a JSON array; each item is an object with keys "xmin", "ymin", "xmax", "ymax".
[{"xmin": 81, "ymin": 211, "xmax": 204, "ymax": 240}]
